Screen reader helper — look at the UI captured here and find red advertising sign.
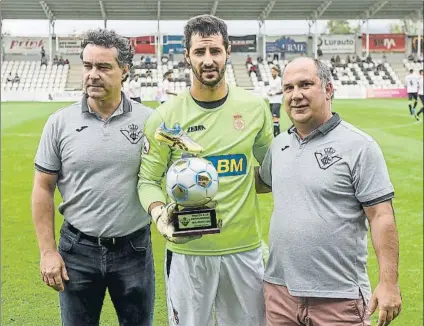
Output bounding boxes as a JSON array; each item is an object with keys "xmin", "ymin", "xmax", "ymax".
[
  {"xmin": 3, "ymin": 36, "xmax": 48, "ymax": 54},
  {"xmin": 127, "ymin": 36, "xmax": 156, "ymax": 54},
  {"xmin": 362, "ymin": 34, "xmax": 406, "ymax": 52}
]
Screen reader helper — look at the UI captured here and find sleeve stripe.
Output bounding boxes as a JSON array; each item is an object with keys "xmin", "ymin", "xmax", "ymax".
[
  {"xmin": 361, "ymin": 192, "xmax": 394, "ymax": 207},
  {"xmin": 35, "ymin": 163, "xmax": 59, "ymax": 175}
]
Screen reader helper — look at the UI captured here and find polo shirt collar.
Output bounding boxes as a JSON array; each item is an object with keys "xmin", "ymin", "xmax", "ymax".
[
  {"xmin": 81, "ymin": 91, "xmax": 132, "ymax": 114},
  {"xmin": 288, "ymin": 112, "xmax": 342, "ymax": 140}
]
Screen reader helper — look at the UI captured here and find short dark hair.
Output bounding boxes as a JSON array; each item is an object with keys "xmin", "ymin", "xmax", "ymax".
[
  {"xmin": 410, "ymin": 69, "xmax": 414, "ymax": 73},
  {"xmin": 420, "ymin": 69, "xmax": 423, "ymax": 74},
  {"xmin": 80, "ymin": 28, "xmax": 133, "ymax": 68},
  {"xmin": 184, "ymin": 14, "xmax": 229, "ymax": 51},
  {"xmin": 163, "ymin": 70, "xmax": 173, "ymax": 78}
]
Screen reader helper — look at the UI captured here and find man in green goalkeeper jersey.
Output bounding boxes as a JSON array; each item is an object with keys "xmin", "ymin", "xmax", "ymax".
[{"xmin": 138, "ymin": 14, "xmax": 273, "ymax": 326}]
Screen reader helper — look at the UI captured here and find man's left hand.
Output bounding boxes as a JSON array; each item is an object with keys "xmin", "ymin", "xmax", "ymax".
[{"xmin": 368, "ymin": 282, "xmax": 402, "ymax": 326}]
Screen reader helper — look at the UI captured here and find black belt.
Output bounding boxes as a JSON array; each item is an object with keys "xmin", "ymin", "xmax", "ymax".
[{"xmin": 64, "ymin": 222, "xmax": 129, "ymax": 246}]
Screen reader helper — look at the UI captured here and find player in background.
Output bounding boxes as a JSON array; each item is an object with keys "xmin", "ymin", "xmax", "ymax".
[
  {"xmin": 138, "ymin": 14, "xmax": 273, "ymax": 326},
  {"xmin": 416, "ymin": 69, "xmax": 423, "ymax": 119},
  {"xmin": 268, "ymin": 66, "xmax": 283, "ymax": 136},
  {"xmin": 128, "ymin": 74, "xmax": 142, "ymax": 103},
  {"xmin": 160, "ymin": 70, "xmax": 178, "ymax": 104},
  {"xmin": 405, "ymin": 69, "xmax": 419, "ymax": 120}
]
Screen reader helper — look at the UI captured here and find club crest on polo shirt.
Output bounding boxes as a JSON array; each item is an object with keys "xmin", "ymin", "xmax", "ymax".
[
  {"xmin": 314, "ymin": 147, "xmax": 342, "ymax": 170},
  {"xmin": 120, "ymin": 123, "xmax": 143, "ymax": 144}
]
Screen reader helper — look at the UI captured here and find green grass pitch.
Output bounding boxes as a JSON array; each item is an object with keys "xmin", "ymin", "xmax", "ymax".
[{"xmin": 1, "ymin": 99, "xmax": 422, "ymax": 325}]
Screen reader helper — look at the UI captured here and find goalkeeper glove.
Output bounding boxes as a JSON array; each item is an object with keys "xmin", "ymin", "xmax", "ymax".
[{"xmin": 151, "ymin": 203, "xmax": 201, "ymax": 244}]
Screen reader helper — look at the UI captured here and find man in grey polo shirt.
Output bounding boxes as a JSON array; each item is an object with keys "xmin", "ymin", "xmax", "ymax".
[
  {"xmin": 31, "ymin": 29, "xmax": 154, "ymax": 326},
  {"xmin": 257, "ymin": 57, "xmax": 402, "ymax": 326}
]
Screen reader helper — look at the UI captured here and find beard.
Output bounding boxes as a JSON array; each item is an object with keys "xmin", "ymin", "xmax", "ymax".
[{"xmin": 192, "ymin": 62, "xmax": 226, "ymax": 88}]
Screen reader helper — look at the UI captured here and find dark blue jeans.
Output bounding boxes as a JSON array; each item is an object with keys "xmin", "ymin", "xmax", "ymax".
[{"xmin": 58, "ymin": 222, "xmax": 155, "ymax": 326}]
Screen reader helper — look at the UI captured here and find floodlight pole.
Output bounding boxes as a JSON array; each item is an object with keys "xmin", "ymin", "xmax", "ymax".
[
  {"xmin": 99, "ymin": 1, "xmax": 107, "ymax": 28},
  {"xmin": 257, "ymin": 1, "xmax": 275, "ymax": 61},
  {"xmin": 308, "ymin": 0, "xmax": 333, "ymax": 59},
  {"xmin": 0, "ymin": 16, "xmax": 3, "ymax": 63},
  {"xmin": 157, "ymin": 0, "xmax": 161, "ymax": 61},
  {"xmin": 366, "ymin": 20, "xmax": 369, "ymax": 57},
  {"xmin": 40, "ymin": 1, "xmax": 56, "ymax": 64},
  {"xmin": 314, "ymin": 21, "xmax": 319, "ymax": 59},
  {"xmin": 258, "ymin": 20, "xmax": 266, "ymax": 61},
  {"xmin": 356, "ymin": 0, "xmax": 388, "ymax": 57}
]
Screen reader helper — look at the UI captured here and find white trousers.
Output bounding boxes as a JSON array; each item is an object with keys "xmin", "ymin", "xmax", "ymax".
[{"xmin": 164, "ymin": 247, "xmax": 266, "ymax": 326}]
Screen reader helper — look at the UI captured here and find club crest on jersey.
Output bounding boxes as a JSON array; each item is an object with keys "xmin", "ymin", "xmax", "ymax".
[
  {"xmin": 233, "ymin": 113, "xmax": 245, "ymax": 130},
  {"xmin": 121, "ymin": 124, "xmax": 143, "ymax": 144},
  {"xmin": 314, "ymin": 147, "xmax": 342, "ymax": 170}
]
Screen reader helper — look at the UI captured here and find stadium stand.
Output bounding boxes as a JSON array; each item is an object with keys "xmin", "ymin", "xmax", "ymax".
[
  {"xmin": 403, "ymin": 58, "xmax": 424, "ymax": 73},
  {"xmin": 123, "ymin": 55, "xmax": 236, "ymax": 100},
  {"xmin": 248, "ymin": 55, "xmax": 405, "ymax": 95},
  {"xmin": 1, "ymin": 60, "xmax": 69, "ymax": 92}
]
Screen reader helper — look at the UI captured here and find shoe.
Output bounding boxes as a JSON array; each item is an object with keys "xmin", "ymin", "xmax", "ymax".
[{"xmin": 155, "ymin": 122, "xmax": 204, "ymax": 154}]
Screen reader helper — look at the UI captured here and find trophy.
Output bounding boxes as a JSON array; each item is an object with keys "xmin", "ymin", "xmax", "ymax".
[{"xmin": 155, "ymin": 122, "xmax": 220, "ymax": 237}]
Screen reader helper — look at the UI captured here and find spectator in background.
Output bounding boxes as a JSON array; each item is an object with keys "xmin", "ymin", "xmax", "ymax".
[
  {"xmin": 64, "ymin": 58, "xmax": 69, "ymax": 65},
  {"xmin": 58, "ymin": 56, "xmax": 65, "ymax": 65},
  {"xmin": 246, "ymin": 54, "xmax": 253, "ymax": 66},
  {"xmin": 53, "ymin": 55, "xmax": 59, "ymax": 65},
  {"xmin": 41, "ymin": 46, "xmax": 46, "ymax": 59},
  {"xmin": 169, "ymin": 48, "xmax": 174, "ymax": 63},
  {"xmin": 273, "ymin": 52, "xmax": 279, "ymax": 62},
  {"xmin": 128, "ymin": 75, "xmax": 142, "ymax": 103},
  {"xmin": 6, "ymin": 72, "xmax": 13, "ymax": 83},
  {"xmin": 317, "ymin": 47, "xmax": 323, "ymax": 58},
  {"xmin": 330, "ymin": 56, "xmax": 336, "ymax": 64},
  {"xmin": 161, "ymin": 54, "xmax": 168, "ymax": 64},
  {"xmin": 41, "ymin": 56, "xmax": 48, "ymax": 67},
  {"xmin": 382, "ymin": 54, "xmax": 387, "ymax": 63},
  {"xmin": 145, "ymin": 56, "xmax": 151, "ymax": 64},
  {"xmin": 335, "ymin": 55, "xmax": 341, "ymax": 64},
  {"xmin": 267, "ymin": 53, "xmax": 273, "ymax": 64},
  {"xmin": 13, "ymin": 73, "xmax": 20, "ymax": 84}
]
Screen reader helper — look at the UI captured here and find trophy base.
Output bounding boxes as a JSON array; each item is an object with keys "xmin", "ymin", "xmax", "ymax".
[
  {"xmin": 173, "ymin": 228, "xmax": 221, "ymax": 237},
  {"xmin": 172, "ymin": 206, "xmax": 221, "ymax": 237}
]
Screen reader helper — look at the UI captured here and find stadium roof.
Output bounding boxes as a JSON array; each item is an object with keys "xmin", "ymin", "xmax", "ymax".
[{"xmin": 1, "ymin": 0, "xmax": 423, "ymax": 22}]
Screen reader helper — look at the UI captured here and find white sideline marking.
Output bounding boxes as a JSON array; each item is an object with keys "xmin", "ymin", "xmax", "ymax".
[
  {"xmin": 363, "ymin": 121, "xmax": 421, "ymax": 132},
  {"xmin": 2, "ymin": 133, "xmax": 39, "ymax": 138}
]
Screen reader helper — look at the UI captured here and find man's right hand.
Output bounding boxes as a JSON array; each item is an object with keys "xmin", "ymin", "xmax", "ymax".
[
  {"xmin": 40, "ymin": 250, "xmax": 69, "ymax": 292},
  {"xmin": 151, "ymin": 203, "xmax": 201, "ymax": 244}
]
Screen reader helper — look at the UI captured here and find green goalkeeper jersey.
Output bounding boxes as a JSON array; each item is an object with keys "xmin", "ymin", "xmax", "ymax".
[{"xmin": 138, "ymin": 85, "xmax": 273, "ymax": 255}]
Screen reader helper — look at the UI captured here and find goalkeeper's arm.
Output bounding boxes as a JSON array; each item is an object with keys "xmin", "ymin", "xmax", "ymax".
[{"xmin": 255, "ymin": 166, "xmax": 271, "ymax": 194}]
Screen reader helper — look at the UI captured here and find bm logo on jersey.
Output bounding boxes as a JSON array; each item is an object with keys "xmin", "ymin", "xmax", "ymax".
[{"xmin": 206, "ymin": 154, "xmax": 247, "ymax": 177}]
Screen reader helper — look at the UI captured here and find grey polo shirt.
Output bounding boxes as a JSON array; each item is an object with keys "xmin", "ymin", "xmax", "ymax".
[
  {"xmin": 260, "ymin": 113, "xmax": 394, "ymax": 302},
  {"xmin": 35, "ymin": 93, "xmax": 153, "ymax": 237}
]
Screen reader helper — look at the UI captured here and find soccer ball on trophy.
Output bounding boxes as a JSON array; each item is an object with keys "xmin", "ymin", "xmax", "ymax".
[
  {"xmin": 165, "ymin": 157, "xmax": 220, "ymax": 237},
  {"xmin": 166, "ymin": 157, "xmax": 218, "ymax": 206}
]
